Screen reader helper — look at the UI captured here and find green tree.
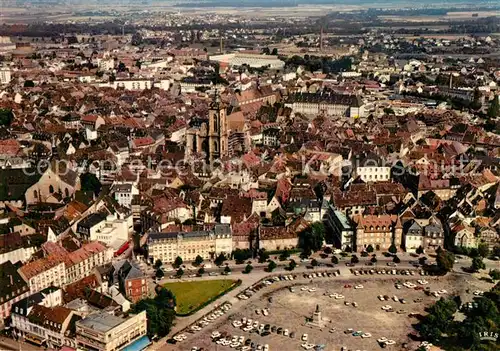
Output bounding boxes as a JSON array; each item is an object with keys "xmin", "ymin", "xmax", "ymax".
[
  {"xmin": 311, "ymin": 259, "xmax": 319, "ymax": 267},
  {"xmin": 487, "ymin": 95, "xmax": 499, "ymax": 118},
  {"xmin": 233, "ymin": 248, "xmax": 251, "ymax": 264},
  {"xmin": 279, "ymin": 250, "xmax": 290, "ymax": 261},
  {"xmin": 194, "ymin": 255, "xmax": 203, "ymax": 266},
  {"xmin": 388, "ymin": 244, "xmax": 397, "ymax": 254},
  {"xmin": 176, "ymin": 268, "xmax": 184, "ymax": 277},
  {"xmin": 331, "ymin": 255, "xmax": 339, "ymax": 264},
  {"xmin": 366, "ymin": 244, "xmax": 374, "ymax": 253},
  {"xmin": 267, "ymin": 260, "xmax": 277, "ymax": 272},
  {"xmin": 244, "ymin": 264, "xmax": 253, "ymax": 274},
  {"xmin": 174, "ymin": 256, "xmax": 183, "ymax": 268},
  {"xmin": 258, "ymin": 249, "xmax": 269, "ymax": 263},
  {"xmin": 416, "ymin": 246, "xmax": 424, "ymax": 255},
  {"xmin": 393, "ymin": 256, "xmax": 401, "ymax": 264},
  {"xmin": 24, "ymin": 80, "xmax": 35, "ymax": 87},
  {"xmin": 271, "ymin": 48, "xmax": 278, "ymax": 55},
  {"xmin": 478, "ymin": 242, "xmax": 489, "ymax": 258},
  {"xmin": 197, "ymin": 267, "xmax": 205, "ymax": 276},
  {"xmin": 214, "ymin": 253, "xmax": 226, "ymax": 266},
  {"xmin": 155, "ymin": 268, "xmax": 164, "ymax": 279},
  {"xmin": 419, "ymin": 256, "xmax": 428, "ymax": 265},
  {"xmin": 288, "ymin": 259, "xmax": 297, "ymax": 270},
  {"xmin": 470, "ymin": 88, "xmax": 482, "ymax": 110},
  {"xmin": 351, "ymin": 255, "xmax": 359, "ymax": 264},
  {"xmin": 80, "ymin": 173, "xmax": 102, "ymax": 195},
  {"xmin": 224, "ymin": 265, "xmax": 231, "ymax": 274},
  {"xmin": 154, "ymin": 259, "xmax": 162, "ymax": 269},
  {"xmin": 436, "ymin": 250, "xmax": 454, "ymax": 273},
  {"xmin": 131, "ymin": 288, "xmax": 176, "ymax": 338},
  {"xmin": 371, "ymin": 256, "xmax": 378, "ymax": 263},
  {"xmin": 299, "ymin": 222, "xmax": 325, "ymax": 254},
  {"xmin": 0, "ymin": 109, "xmax": 13, "ymax": 126},
  {"xmin": 470, "ymin": 257, "xmax": 485, "ymax": 272},
  {"xmin": 488, "ymin": 269, "xmax": 500, "ymax": 280}
]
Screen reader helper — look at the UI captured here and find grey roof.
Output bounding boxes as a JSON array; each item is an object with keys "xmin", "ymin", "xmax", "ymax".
[
  {"xmin": 77, "ymin": 311, "xmax": 125, "ymax": 333},
  {"xmin": 408, "ymin": 221, "xmax": 423, "ymax": 232},
  {"xmin": 78, "ymin": 213, "xmax": 107, "ymax": 229},
  {"xmin": 214, "ymin": 224, "xmax": 231, "ymax": 235},
  {"xmin": 286, "ymin": 92, "xmax": 361, "ymax": 107},
  {"xmin": 180, "ymin": 230, "xmax": 212, "ymax": 239},
  {"xmin": 148, "ymin": 232, "xmax": 178, "ymax": 242},
  {"xmin": 113, "ymin": 183, "xmax": 133, "ymax": 192}
]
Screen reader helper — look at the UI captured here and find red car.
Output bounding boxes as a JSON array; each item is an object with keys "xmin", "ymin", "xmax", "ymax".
[{"xmin": 344, "ymin": 284, "xmax": 352, "ymax": 288}]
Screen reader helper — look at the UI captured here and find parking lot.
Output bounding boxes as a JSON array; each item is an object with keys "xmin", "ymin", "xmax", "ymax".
[{"xmin": 173, "ymin": 272, "xmax": 490, "ymax": 351}]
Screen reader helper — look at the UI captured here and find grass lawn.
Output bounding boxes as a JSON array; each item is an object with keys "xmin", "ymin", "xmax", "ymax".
[{"xmin": 163, "ymin": 280, "xmax": 236, "ymax": 315}]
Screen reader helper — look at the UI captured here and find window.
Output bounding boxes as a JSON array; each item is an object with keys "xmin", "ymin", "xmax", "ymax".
[
  {"xmin": 34, "ymin": 190, "xmax": 38, "ymax": 199},
  {"xmin": 49, "ymin": 185, "xmax": 54, "ymax": 193},
  {"xmin": 64, "ymin": 188, "xmax": 69, "ymax": 197}
]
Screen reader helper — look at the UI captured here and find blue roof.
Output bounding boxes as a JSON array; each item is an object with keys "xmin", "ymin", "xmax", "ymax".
[{"xmin": 121, "ymin": 335, "xmax": 150, "ymax": 351}]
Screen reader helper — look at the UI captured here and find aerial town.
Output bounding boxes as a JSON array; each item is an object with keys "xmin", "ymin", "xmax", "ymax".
[{"xmin": 0, "ymin": 2, "xmax": 499, "ymax": 351}]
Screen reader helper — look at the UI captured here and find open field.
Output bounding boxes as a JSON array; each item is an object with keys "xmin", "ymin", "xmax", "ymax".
[
  {"xmin": 164, "ymin": 279, "xmax": 237, "ymax": 315},
  {"xmin": 176, "ymin": 274, "xmax": 493, "ymax": 350}
]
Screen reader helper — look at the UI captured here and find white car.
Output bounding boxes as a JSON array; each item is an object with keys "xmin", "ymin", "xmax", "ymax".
[
  {"xmin": 392, "ymin": 296, "xmax": 399, "ymax": 302},
  {"xmin": 378, "ymin": 295, "xmax": 385, "ymax": 301},
  {"xmin": 263, "ymin": 344, "xmax": 269, "ymax": 351},
  {"xmin": 385, "ymin": 340, "xmax": 396, "ymax": 345},
  {"xmin": 377, "ymin": 337, "xmax": 388, "ymax": 343},
  {"xmin": 354, "ymin": 284, "xmax": 364, "ymax": 289},
  {"xmin": 262, "ymin": 309, "xmax": 269, "ymax": 316},
  {"xmin": 309, "ymin": 288, "xmax": 317, "ymax": 292},
  {"xmin": 301, "ymin": 333, "xmax": 308, "ymax": 341},
  {"xmin": 301, "ymin": 287, "xmax": 309, "ymax": 291},
  {"xmin": 283, "ymin": 329, "xmax": 289, "ymax": 336},
  {"xmin": 381, "ymin": 305, "xmax": 392, "ymax": 310},
  {"xmin": 211, "ymin": 331, "xmax": 221, "ymax": 338},
  {"xmin": 335, "ymin": 294, "xmax": 345, "ymax": 299},
  {"xmin": 232, "ymin": 321, "xmax": 242, "ymax": 328},
  {"xmin": 361, "ymin": 333, "xmax": 372, "ymax": 338}
]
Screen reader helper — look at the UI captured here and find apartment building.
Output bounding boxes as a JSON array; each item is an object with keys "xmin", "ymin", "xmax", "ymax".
[
  {"xmin": 77, "ymin": 212, "xmax": 131, "ymax": 248},
  {"xmin": 113, "ymin": 183, "xmax": 139, "ymax": 208},
  {"xmin": 324, "ymin": 206, "xmax": 355, "ymax": 250},
  {"xmin": 76, "ymin": 311, "xmax": 148, "ymax": 351},
  {"xmin": 354, "ymin": 214, "xmax": 403, "ymax": 252},
  {"xmin": 0, "ymin": 67, "xmax": 11, "ymax": 85},
  {"xmin": 147, "ymin": 224, "xmax": 232, "ymax": 263},
  {"xmin": 0, "ymin": 261, "xmax": 30, "ymax": 322},
  {"xmin": 64, "ymin": 242, "xmax": 113, "ymax": 284},
  {"xmin": 18, "ymin": 256, "xmax": 66, "ymax": 293},
  {"xmin": 284, "ymin": 92, "xmax": 363, "ymax": 117},
  {"xmin": 11, "ymin": 287, "xmax": 78, "ymax": 349}
]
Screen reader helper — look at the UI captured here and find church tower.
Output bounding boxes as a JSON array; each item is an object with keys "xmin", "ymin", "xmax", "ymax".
[{"xmin": 208, "ymin": 90, "xmax": 228, "ymax": 164}]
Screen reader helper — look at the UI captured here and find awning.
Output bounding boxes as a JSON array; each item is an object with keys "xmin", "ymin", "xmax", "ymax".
[
  {"xmin": 24, "ymin": 333, "xmax": 44, "ymax": 345},
  {"xmin": 120, "ymin": 335, "xmax": 151, "ymax": 351}
]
